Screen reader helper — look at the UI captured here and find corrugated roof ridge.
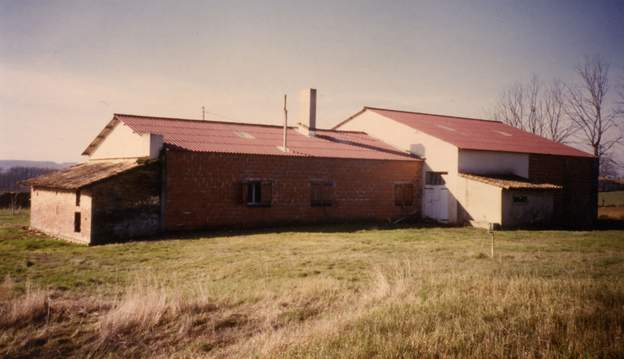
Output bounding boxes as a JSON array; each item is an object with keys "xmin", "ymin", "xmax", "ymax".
[
  {"xmin": 365, "ymin": 106, "xmax": 502, "ymax": 123},
  {"xmin": 115, "ymin": 113, "xmax": 295, "ymax": 130},
  {"xmin": 115, "ymin": 113, "xmax": 368, "ymax": 134}
]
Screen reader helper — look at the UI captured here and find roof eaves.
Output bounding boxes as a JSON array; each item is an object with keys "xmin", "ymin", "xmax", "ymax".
[
  {"xmin": 81, "ymin": 117, "xmax": 120, "ymax": 156},
  {"xmin": 459, "ymin": 173, "xmax": 562, "ymax": 190},
  {"xmin": 331, "ymin": 107, "xmax": 368, "ymax": 130},
  {"xmin": 365, "ymin": 106, "xmax": 503, "ymax": 123}
]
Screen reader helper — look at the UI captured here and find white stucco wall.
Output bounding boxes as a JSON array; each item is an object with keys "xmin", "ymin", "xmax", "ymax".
[
  {"xmin": 457, "ymin": 177, "xmax": 502, "ymax": 227},
  {"xmin": 337, "ymin": 110, "xmax": 460, "ymax": 222},
  {"xmin": 89, "ymin": 122, "xmax": 163, "ymax": 160},
  {"xmin": 459, "ymin": 150, "xmax": 529, "ymax": 178}
]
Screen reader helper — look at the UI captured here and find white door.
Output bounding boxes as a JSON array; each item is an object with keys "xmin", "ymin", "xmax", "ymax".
[{"xmin": 423, "ymin": 172, "xmax": 449, "ymax": 222}]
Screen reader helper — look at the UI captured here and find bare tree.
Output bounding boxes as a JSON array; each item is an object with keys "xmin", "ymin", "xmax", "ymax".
[
  {"xmin": 599, "ymin": 152, "xmax": 620, "ymax": 178},
  {"xmin": 495, "ymin": 75, "xmax": 542, "ymax": 135},
  {"xmin": 567, "ymin": 55, "xmax": 622, "ymax": 161},
  {"xmin": 542, "ymin": 79, "xmax": 575, "ymax": 143},
  {"xmin": 494, "ymin": 75, "xmax": 574, "ymax": 143}
]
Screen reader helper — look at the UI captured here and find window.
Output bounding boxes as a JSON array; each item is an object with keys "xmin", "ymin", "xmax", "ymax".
[
  {"xmin": 310, "ymin": 180, "xmax": 334, "ymax": 207},
  {"xmin": 394, "ymin": 183, "xmax": 414, "ymax": 206},
  {"xmin": 425, "ymin": 172, "xmax": 446, "ymax": 186},
  {"xmin": 513, "ymin": 195, "xmax": 528, "ymax": 204},
  {"xmin": 242, "ymin": 180, "xmax": 272, "ymax": 207},
  {"xmin": 76, "ymin": 190, "xmax": 81, "ymax": 207},
  {"xmin": 74, "ymin": 212, "xmax": 81, "ymax": 232}
]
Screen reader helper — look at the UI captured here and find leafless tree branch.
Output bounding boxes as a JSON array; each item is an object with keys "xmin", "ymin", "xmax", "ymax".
[{"xmin": 494, "ymin": 75, "xmax": 574, "ymax": 143}]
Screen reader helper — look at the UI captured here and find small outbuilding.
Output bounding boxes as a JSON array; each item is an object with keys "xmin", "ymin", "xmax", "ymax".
[{"xmin": 26, "ymin": 160, "xmax": 160, "ymax": 244}]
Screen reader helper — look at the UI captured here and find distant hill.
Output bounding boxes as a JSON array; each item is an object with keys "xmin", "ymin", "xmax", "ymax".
[
  {"xmin": 0, "ymin": 160, "xmax": 75, "ymax": 172},
  {"xmin": 0, "ymin": 160, "xmax": 75, "ymax": 193}
]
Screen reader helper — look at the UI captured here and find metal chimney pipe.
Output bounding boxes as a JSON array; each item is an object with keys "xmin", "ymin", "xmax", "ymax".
[{"xmin": 282, "ymin": 94, "xmax": 288, "ymax": 152}]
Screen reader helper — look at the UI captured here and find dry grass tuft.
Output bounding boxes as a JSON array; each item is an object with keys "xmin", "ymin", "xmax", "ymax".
[
  {"xmin": 97, "ymin": 279, "xmax": 219, "ymax": 349},
  {"xmin": 0, "ymin": 275, "xmax": 15, "ymax": 301},
  {"xmin": 0, "ymin": 283, "xmax": 49, "ymax": 329}
]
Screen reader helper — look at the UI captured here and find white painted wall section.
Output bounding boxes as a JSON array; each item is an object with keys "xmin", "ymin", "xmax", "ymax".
[
  {"xmin": 457, "ymin": 176, "xmax": 502, "ymax": 227},
  {"xmin": 459, "ymin": 150, "xmax": 529, "ymax": 178},
  {"xmin": 89, "ymin": 122, "xmax": 163, "ymax": 160}
]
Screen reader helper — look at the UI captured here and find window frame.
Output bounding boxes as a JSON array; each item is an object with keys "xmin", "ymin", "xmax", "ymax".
[
  {"xmin": 512, "ymin": 195, "xmax": 528, "ymax": 204},
  {"xmin": 310, "ymin": 180, "xmax": 334, "ymax": 207},
  {"xmin": 74, "ymin": 212, "xmax": 81, "ymax": 233},
  {"xmin": 425, "ymin": 172, "xmax": 447, "ymax": 186},
  {"xmin": 242, "ymin": 179, "xmax": 273, "ymax": 207}
]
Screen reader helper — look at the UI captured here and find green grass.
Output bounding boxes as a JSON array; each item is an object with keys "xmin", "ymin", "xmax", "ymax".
[
  {"xmin": 599, "ymin": 190, "xmax": 624, "ymax": 207},
  {"xmin": 1, "ymin": 210, "xmax": 624, "ymax": 358}
]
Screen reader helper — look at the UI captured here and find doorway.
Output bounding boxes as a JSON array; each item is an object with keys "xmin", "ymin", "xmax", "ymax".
[{"xmin": 423, "ymin": 172, "xmax": 449, "ymax": 222}]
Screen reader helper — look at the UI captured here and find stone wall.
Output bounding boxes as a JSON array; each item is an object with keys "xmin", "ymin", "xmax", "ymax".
[
  {"xmin": 90, "ymin": 162, "xmax": 161, "ymax": 244},
  {"xmin": 30, "ymin": 187, "xmax": 92, "ymax": 244}
]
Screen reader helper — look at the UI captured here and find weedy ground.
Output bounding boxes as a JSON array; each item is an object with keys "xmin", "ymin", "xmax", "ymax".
[{"xmin": 1, "ymin": 209, "xmax": 623, "ymax": 358}]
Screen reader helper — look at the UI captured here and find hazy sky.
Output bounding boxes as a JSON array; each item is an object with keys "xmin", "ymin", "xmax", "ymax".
[{"xmin": 1, "ymin": 0, "xmax": 623, "ymax": 162}]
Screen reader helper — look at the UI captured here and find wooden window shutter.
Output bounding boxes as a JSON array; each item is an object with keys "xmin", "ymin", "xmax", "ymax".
[{"xmin": 404, "ymin": 183, "xmax": 414, "ymax": 205}]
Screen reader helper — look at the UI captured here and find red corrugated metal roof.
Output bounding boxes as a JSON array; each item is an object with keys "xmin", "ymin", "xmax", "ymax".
[
  {"xmin": 344, "ymin": 107, "xmax": 593, "ymax": 158},
  {"xmin": 112, "ymin": 114, "xmax": 417, "ymax": 161}
]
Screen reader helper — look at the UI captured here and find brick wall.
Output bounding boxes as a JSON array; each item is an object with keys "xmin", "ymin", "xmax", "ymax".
[
  {"xmin": 529, "ymin": 154, "xmax": 597, "ymax": 227},
  {"xmin": 163, "ymin": 149, "xmax": 423, "ymax": 231},
  {"xmin": 30, "ymin": 187, "xmax": 91, "ymax": 244},
  {"xmin": 90, "ymin": 162, "xmax": 161, "ymax": 244}
]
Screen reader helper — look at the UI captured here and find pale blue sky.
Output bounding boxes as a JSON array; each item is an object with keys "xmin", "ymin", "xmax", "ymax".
[{"xmin": 1, "ymin": 0, "xmax": 623, "ymax": 162}]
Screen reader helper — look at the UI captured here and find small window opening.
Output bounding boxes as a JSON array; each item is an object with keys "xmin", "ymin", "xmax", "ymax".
[
  {"xmin": 310, "ymin": 180, "xmax": 334, "ymax": 207},
  {"xmin": 425, "ymin": 172, "xmax": 446, "ymax": 186},
  {"xmin": 513, "ymin": 195, "xmax": 528, "ymax": 204},
  {"xmin": 394, "ymin": 183, "xmax": 415, "ymax": 206},
  {"xmin": 74, "ymin": 212, "xmax": 81, "ymax": 232},
  {"xmin": 242, "ymin": 180, "xmax": 272, "ymax": 207},
  {"xmin": 76, "ymin": 190, "xmax": 81, "ymax": 207}
]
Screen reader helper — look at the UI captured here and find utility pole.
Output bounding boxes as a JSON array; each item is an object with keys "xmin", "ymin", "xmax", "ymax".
[{"xmin": 202, "ymin": 106, "xmax": 205, "ymax": 121}]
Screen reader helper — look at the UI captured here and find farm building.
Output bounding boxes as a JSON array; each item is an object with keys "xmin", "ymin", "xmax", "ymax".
[
  {"xmin": 335, "ymin": 107, "xmax": 597, "ymax": 228},
  {"xmin": 26, "ymin": 90, "xmax": 423, "ymax": 244},
  {"xmin": 26, "ymin": 90, "xmax": 598, "ymax": 244}
]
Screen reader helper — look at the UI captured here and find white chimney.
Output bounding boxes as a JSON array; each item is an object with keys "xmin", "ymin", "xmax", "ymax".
[{"xmin": 298, "ymin": 88, "xmax": 317, "ymax": 137}]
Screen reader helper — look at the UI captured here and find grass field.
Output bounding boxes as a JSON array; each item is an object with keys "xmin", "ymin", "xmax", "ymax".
[
  {"xmin": 598, "ymin": 191, "xmax": 624, "ymax": 220},
  {"xmin": 599, "ymin": 190, "xmax": 624, "ymax": 207},
  {"xmin": 1, "ymin": 209, "xmax": 624, "ymax": 358}
]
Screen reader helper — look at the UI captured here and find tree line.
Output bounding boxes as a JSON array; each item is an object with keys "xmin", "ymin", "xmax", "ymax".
[
  {"xmin": 494, "ymin": 55, "xmax": 623, "ymax": 177},
  {"xmin": 0, "ymin": 167, "xmax": 55, "ymax": 193}
]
